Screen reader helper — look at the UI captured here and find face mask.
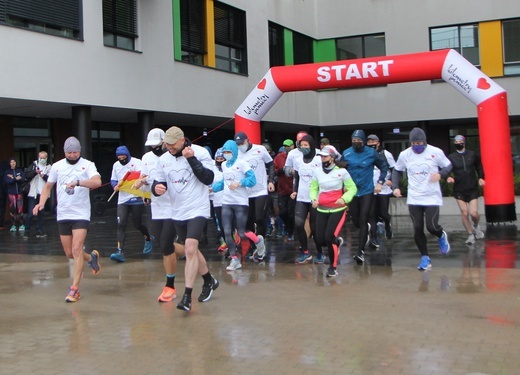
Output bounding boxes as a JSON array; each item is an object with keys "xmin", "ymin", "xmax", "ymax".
[
  {"xmin": 412, "ymin": 145, "xmax": 426, "ymax": 154},
  {"xmin": 151, "ymin": 146, "xmax": 164, "ymax": 156},
  {"xmin": 300, "ymin": 147, "xmax": 311, "ymax": 156},
  {"xmin": 66, "ymin": 157, "xmax": 80, "ymax": 165},
  {"xmin": 352, "ymin": 142, "xmax": 363, "ymax": 151},
  {"xmin": 322, "ymin": 159, "xmax": 333, "ymax": 169},
  {"xmin": 39, "ymin": 158, "xmax": 47, "ymax": 165},
  {"xmin": 238, "ymin": 144, "xmax": 248, "ymax": 153},
  {"xmin": 367, "ymin": 144, "xmax": 377, "ymax": 149},
  {"xmin": 119, "ymin": 158, "xmax": 129, "ymax": 165},
  {"xmin": 223, "ymin": 153, "xmax": 233, "ymax": 161},
  {"xmin": 454, "ymin": 143, "xmax": 464, "ymax": 151}
]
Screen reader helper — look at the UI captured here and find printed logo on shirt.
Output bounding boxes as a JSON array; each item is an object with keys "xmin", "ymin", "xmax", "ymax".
[
  {"xmin": 248, "ymin": 159, "xmax": 259, "ymax": 171},
  {"xmin": 168, "ymin": 169, "xmax": 191, "ymax": 193},
  {"xmin": 408, "ymin": 163, "xmax": 429, "ymax": 183}
]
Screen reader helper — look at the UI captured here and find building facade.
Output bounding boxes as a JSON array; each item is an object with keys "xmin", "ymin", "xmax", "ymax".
[{"xmin": 1, "ymin": 0, "xmax": 519, "ymax": 184}]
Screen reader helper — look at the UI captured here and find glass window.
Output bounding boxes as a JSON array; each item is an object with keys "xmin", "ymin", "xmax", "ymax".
[
  {"xmin": 336, "ymin": 33, "xmax": 386, "ymax": 60},
  {"xmin": 180, "ymin": 0, "xmax": 206, "ymax": 65},
  {"xmin": 293, "ymin": 31, "xmax": 313, "ymax": 65},
  {"xmin": 214, "ymin": 1, "xmax": 247, "ymax": 74},
  {"xmin": 102, "ymin": 0, "xmax": 138, "ymax": 51},
  {"xmin": 0, "ymin": 0, "xmax": 82, "ymax": 40},
  {"xmin": 503, "ymin": 19, "xmax": 520, "ymax": 76},
  {"xmin": 268, "ymin": 22, "xmax": 284, "ymax": 67},
  {"xmin": 430, "ymin": 24, "xmax": 480, "ymax": 66}
]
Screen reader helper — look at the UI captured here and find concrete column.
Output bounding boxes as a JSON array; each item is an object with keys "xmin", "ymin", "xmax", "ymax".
[
  {"xmin": 138, "ymin": 112, "xmax": 154, "ymax": 156},
  {"xmin": 72, "ymin": 106, "xmax": 92, "ymax": 160}
]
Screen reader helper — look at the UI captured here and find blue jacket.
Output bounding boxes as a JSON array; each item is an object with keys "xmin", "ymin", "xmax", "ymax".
[
  {"xmin": 4, "ymin": 165, "xmax": 25, "ymax": 195},
  {"xmin": 212, "ymin": 140, "xmax": 256, "ymax": 192},
  {"xmin": 341, "ymin": 146, "xmax": 388, "ymax": 197}
]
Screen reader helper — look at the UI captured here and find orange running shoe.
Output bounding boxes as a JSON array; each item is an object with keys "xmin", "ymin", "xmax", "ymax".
[
  {"xmin": 158, "ymin": 286, "xmax": 177, "ymax": 302},
  {"xmin": 65, "ymin": 286, "xmax": 80, "ymax": 303}
]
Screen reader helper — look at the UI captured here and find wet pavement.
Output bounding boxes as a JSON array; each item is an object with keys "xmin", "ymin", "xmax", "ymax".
[{"xmin": 1, "ymin": 208, "xmax": 519, "ymax": 374}]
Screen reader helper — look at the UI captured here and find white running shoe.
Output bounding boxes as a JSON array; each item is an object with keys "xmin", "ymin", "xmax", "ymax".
[
  {"xmin": 255, "ymin": 235, "xmax": 266, "ymax": 257},
  {"xmin": 226, "ymin": 257, "xmax": 242, "ymax": 271}
]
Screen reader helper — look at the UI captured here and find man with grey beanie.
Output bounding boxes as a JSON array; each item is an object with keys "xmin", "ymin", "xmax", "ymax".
[
  {"xmin": 391, "ymin": 127, "xmax": 452, "ymax": 271},
  {"xmin": 34, "ymin": 136, "xmax": 102, "ymax": 302}
]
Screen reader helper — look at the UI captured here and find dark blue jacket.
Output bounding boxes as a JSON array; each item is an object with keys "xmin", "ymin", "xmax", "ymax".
[
  {"xmin": 4, "ymin": 166, "xmax": 25, "ymax": 195},
  {"xmin": 341, "ymin": 146, "xmax": 388, "ymax": 197}
]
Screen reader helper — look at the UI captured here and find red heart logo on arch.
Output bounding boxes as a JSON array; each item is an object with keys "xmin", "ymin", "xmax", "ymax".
[
  {"xmin": 257, "ymin": 78, "xmax": 267, "ymax": 90},
  {"xmin": 477, "ymin": 77, "xmax": 491, "ymax": 90}
]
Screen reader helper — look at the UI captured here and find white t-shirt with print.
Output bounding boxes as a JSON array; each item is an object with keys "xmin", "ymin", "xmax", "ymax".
[
  {"xmin": 372, "ymin": 149, "xmax": 396, "ymax": 195},
  {"xmin": 111, "ymin": 157, "xmax": 143, "ymax": 205},
  {"xmin": 293, "ymin": 154, "xmax": 321, "ymax": 203},
  {"xmin": 221, "ymin": 159, "xmax": 253, "ymax": 206},
  {"xmin": 142, "ymin": 151, "xmax": 171, "ymax": 220},
  {"xmin": 47, "ymin": 158, "xmax": 100, "ymax": 221},
  {"xmin": 394, "ymin": 145, "xmax": 451, "ymax": 206},
  {"xmin": 237, "ymin": 144, "xmax": 272, "ymax": 198},
  {"xmin": 155, "ymin": 144, "xmax": 213, "ymax": 220}
]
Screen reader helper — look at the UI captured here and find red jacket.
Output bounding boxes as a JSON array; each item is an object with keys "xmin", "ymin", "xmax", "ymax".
[{"xmin": 273, "ymin": 152, "xmax": 293, "ymax": 196}]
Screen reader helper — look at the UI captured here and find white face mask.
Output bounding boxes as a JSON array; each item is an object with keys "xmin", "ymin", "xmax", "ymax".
[
  {"xmin": 223, "ymin": 153, "xmax": 233, "ymax": 161},
  {"xmin": 39, "ymin": 158, "xmax": 47, "ymax": 166},
  {"xmin": 238, "ymin": 144, "xmax": 248, "ymax": 153}
]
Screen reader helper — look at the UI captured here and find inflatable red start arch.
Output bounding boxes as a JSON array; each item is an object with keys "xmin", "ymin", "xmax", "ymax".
[{"xmin": 234, "ymin": 49, "xmax": 515, "ymax": 223}]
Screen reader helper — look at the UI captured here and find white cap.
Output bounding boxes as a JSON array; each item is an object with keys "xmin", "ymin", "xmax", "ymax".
[{"xmin": 145, "ymin": 128, "xmax": 165, "ymax": 146}]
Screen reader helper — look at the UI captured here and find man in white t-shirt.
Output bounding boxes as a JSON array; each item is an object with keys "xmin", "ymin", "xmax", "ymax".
[
  {"xmin": 153, "ymin": 126, "xmax": 219, "ymax": 312},
  {"xmin": 392, "ymin": 127, "xmax": 452, "ymax": 271},
  {"xmin": 34, "ymin": 136, "xmax": 102, "ymax": 303}
]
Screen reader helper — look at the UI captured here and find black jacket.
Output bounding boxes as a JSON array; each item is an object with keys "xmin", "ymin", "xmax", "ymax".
[{"xmin": 448, "ymin": 149, "xmax": 484, "ymax": 192}]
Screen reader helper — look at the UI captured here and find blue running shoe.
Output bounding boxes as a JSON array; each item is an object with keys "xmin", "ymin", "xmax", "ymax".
[
  {"xmin": 296, "ymin": 252, "xmax": 312, "ymax": 264},
  {"xmin": 110, "ymin": 249, "xmax": 126, "ymax": 263},
  {"xmin": 438, "ymin": 231, "xmax": 450, "ymax": 255},
  {"xmin": 314, "ymin": 253, "xmax": 325, "ymax": 264},
  {"xmin": 88, "ymin": 250, "xmax": 101, "ymax": 275},
  {"xmin": 143, "ymin": 236, "xmax": 154, "ymax": 254},
  {"xmin": 417, "ymin": 255, "xmax": 432, "ymax": 271}
]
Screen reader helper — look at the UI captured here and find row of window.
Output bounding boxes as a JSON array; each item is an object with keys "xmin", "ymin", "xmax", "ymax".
[{"xmin": 1, "ymin": 0, "xmax": 519, "ymax": 77}]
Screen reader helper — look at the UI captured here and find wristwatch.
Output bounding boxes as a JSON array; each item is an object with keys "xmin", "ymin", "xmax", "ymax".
[{"xmin": 377, "ymin": 180, "xmax": 384, "ymax": 185}]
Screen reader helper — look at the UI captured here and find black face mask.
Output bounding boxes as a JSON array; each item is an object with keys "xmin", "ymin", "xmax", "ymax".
[
  {"xmin": 322, "ymin": 160, "xmax": 333, "ymax": 169},
  {"xmin": 352, "ymin": 142, "xmax": 363, "ymax": 152},
  {"xmin": 454, "ymin": 143, "xmax": 465, "ymax": 151},
  {"xmin": 119, "ymin": 158, "xmax": 129, "ymax": 165},
  {"xmin": 66, "ymin": 157, "xmax": 80, "ymax": 165},
  {"xmin": 151, "ymin": 146, "xmax": 164, "ymax": 156},
  {"xmin": 367, "ymin": 144, "xmax": 377, "ymax": 149},
  {"xmin": 215, "ymin": 160, "xmax": 223, "ymax": 167}
]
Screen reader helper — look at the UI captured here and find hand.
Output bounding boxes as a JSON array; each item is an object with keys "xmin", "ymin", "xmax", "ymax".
[
  {"xmin": 182, "ymin": 146, "xmax": 194, "ymax": 158},
  {"xmin": 335, "ymin": 198, "xmax": 346, "ymax": 206},
  {"xmin": 15, "ymin": 176, "xmax": 21, "ymax": 181},
  {"xmin": 65, "ymin": 181, "xmax": 77, "ymax": 189},
  {"xmin": 374, "ymin": 183, "xmax": 382, "ymax": 194},
  {"xmin": 229, "ymin": 181, "xmax": 240, "ymax": 190},
  {"xmin": 33, "ymin": 203, "xmax": 43, "ymax": 215},
  {"xmin": 430, "ymin": 173, "xmax": 441, "ymax": 182},
  {"xmin": 446, "ymin": 177, "xmax": 454, "ymax": 184},
  {"xmin": 290, "ymin": 192, "xmax": 297, "ymax": 200},
  {"xmin": 311, "ymin": 200, "xmax": 318, "ymax": 208},
  {"xmin": 393, "ymin": 188, "xmax": 402, "ymax": 198},
  {"xmin": 132, "ymin": 176, "xmax": 147, "ymax": 189},
  {"xmin": 385, "ymin": 180, "xmax": 392, "ymax": 187},
  {"xmin": 114, "ymin": 184, "xmax": 120, "ymax": 192},
  {"xmin": 268, "ymin": 182, "xmax": 275, "ymax": 192},
  {"xmin": 479, "ymin": 178, "xmax": 485, "ymax": 187},
  {"xmin": 154, "ymin": 183, "xmax": 167, "ymax": 196}
]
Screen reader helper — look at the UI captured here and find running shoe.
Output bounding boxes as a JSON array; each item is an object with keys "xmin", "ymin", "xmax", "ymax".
[
  {"xmin": 143, "ymin": 236, "xmax": 154, "ymax": 254},
  {"xmin": 353, "ymin": 250, "xmax": 364, "ymax": 265},
  {"xmin": 88, "ymin": 250, "xmax": 101, "ymax": 275},
  {"xmin": 255, "ymin": 235, "xmax": 266, "ymax": 258},
  {"xmin": 474, "ymin": 225, "xmax": 485, "ymax": 239},
  {"xmin": 198, "ymin": 276, "xmax": 219, "ymax": 302},
  {"xmin": 158, "ymin": 286, "xmax": 177, "ymax": 302},
  {"xmin": 36, "ymin": 230, "xmax": 47, "ymax": 238},
  {"xmin": 438, "ymin": 231, "xmax": 450, "ymax": 255},
  {"xmin": 369, "ymin": 238, "xmax": 380, "ymax": 249},
  {"xmin": 465, "ymin": 233, "xmax": 476, "ymax": 245},
  {"xmin": 287, "ymin": 235, "xmax": 294, "ymax": 241},
  {"xmin": 19, "ymin": 225, "xmax": 25, "ymax": 232},
  {"xmin": 110, "ymin": 249, "xmax": 126, "ymax": 263},
  {"xmin": 417, "ymin": 255, "xmax": 432, "ymax": 271},
  {"xmin": 296, "ymin": 252, "xmax": 313, "ymax": 264},
  {"xmin": 177, "ymin": 294, "xmax": 191, "ymax": 311},
  {"xmin": 326, "ymin": 267, "xmax": 338, "ymax": 278},
  {"xmin": 314, "ymin": 253, "xmax": 325, "ymax": 264},
  {"xmin": 65, "ymin": 286, "xmax": 80, "ymax": 303},
  {"xmin": 10, "ymin": 225, "xmax": 16, "ymax": 232},
  {"xmin": 253, "ymin": 250, "xmax": 265, "ymax": 262},
  {"xmin": 226, "ymin": 257, "xmax": 242, "ymax": 271}
]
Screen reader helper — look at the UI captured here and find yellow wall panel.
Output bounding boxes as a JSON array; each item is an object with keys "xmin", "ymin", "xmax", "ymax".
[
  {"xmin": 480, "ymin": 21, "xmax": 503, "ymax": 77},
  {"xmin": 205, "ymin": 0, "xmax": 216, "ymax": 67}
]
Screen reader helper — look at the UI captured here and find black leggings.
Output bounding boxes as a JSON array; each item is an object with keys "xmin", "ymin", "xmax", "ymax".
[
  {"xmin": 369, "ymin": 193, "xmax": 391, "ymax": 238},
  {"xmin": 348, "ymin": 194, "xmax": 374, "ymax": 251},
  {"xmin": 150, "ymin": 219, "xmax": 177, "ymax": 256},
  {"xmin": 246, "ymin": 195, "xmax": 269, "ymax": 236},
  {"xmin": 117, "ymin": 204, "xmax": 150, "ymax": 250},
  {"xmin": 294, "ymin": 201, "xmax": 320, "ymax": 252},
  {"xmin": 315, "ymin": 210, "xmax": 346, "ymax": 268},
  {"xmin": 278, "ymin": 194, "xmax": 295, "ymax": 235},
  {"xmin": 408, "ymin": 205, "xmax": 444, "ymax": 256},
  {"xmin": 222, "ymin": 204, "xmax": 249, "ymax": 257}
]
